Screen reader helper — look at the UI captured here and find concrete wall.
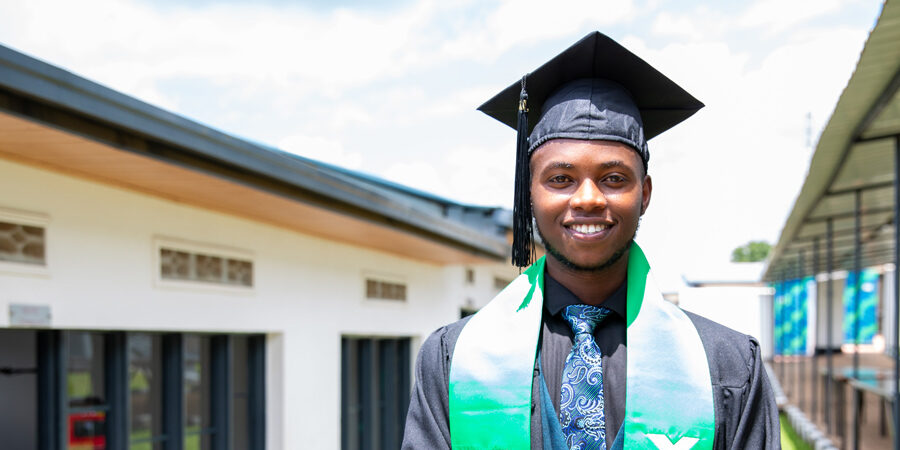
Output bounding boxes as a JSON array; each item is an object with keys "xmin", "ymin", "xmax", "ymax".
[{"xmin": 0, "ymin": 158, "xmax": 517, "ymax": 449}]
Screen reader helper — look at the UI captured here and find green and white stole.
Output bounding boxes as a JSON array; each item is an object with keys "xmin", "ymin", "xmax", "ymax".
[{"xmin": 448, "ymin": 242, "xmax": 715, "ymax": 449}]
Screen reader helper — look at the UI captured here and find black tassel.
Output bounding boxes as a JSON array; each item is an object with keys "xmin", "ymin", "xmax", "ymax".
[{"xmin": 512, "ymin": 74, "xmax": 534, "ymax": 268}]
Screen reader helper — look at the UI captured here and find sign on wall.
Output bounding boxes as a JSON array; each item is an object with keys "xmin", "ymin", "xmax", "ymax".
[{"xmin": 9, "ymin": 303, "xmax": 51, "ymax": 327}]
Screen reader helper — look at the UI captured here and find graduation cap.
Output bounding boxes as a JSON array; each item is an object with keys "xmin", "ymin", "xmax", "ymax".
[{"xmin": 479, "ymin": 31, "xmax": 704, "ymax": 268}]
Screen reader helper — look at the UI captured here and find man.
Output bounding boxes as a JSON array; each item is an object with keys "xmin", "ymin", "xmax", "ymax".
[{"xmin": 402, "ymin": 32, "xmax": 779, "ymax": 449}]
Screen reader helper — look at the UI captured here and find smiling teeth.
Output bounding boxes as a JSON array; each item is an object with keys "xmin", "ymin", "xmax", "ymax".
[{"xmin": 571, "ymin": 224, "xmax": 610, "ymax": 234}]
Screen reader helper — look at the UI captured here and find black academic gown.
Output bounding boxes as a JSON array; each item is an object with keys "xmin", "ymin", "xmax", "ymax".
[{"xmin": 401, "ymin": 274, "xmax": 781, "ymax": 449}]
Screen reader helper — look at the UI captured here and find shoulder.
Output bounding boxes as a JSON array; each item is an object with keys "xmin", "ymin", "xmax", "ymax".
[
  {"xmin": 415, "ymin": 316, "xmax": 472, "ymax": 379},
  {"xmin": 404, "ymin": 316, "xmax": 473, "ymax": 449},
  {"xmin": 683, "ymin": 310, "xmax": 761, "ymax": 388}
]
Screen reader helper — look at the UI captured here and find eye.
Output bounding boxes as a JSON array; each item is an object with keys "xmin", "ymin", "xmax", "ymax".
[
  {"xmin": 604, "ymin": 174, "xmax": 627, "ymax": 184},
  {"xmin": 547, "ymin": 174, "xmax": 572, "ymax": 184}
]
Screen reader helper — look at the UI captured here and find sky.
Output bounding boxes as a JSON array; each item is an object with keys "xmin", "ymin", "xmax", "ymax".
[{"xmin": 0, "ymin": 0, "xmax": 886, "ymax": 290}]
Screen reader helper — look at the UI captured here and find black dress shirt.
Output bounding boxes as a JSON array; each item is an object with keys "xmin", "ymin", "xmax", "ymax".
[{"xmin": 538, "ymin": 273, "xmax": 627, "ymax": 448}]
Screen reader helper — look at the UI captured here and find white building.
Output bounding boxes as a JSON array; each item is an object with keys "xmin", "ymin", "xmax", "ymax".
[
  {"xmin": 679, "ymin": 262, "xmax": 775, "ymax": 358},
  {"xmin": 0, "ymin": 44, "xmax": 518, "ymax": 449}
]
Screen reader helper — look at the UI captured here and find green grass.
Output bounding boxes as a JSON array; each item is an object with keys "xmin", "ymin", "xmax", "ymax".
[{"xmin": 780, "ymin": 413, "xmax": 813, "ymax": 450}]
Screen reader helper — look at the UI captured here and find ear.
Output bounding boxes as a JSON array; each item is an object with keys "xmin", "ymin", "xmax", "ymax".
[{"xmin": 640, "ymin": 175, "xmax": 652, "ymax": 215}]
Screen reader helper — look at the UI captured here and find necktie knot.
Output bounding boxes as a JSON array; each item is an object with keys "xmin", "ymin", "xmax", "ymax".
[{"xmin": 563, "ymin": 304, "xmax": 611, "ymax": 336}]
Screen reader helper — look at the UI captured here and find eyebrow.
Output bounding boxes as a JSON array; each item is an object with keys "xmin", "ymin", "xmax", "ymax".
[
  {"xmin": 543, "ymin": 160, "xmax": 628, "ymax": 170},
  {"xmin": 546, "ymin": 162, "xmax": 574, "ymax": 170},
  {"xmin": 599, "ymin": 160, "xmax": 626, "ymax": 169}
]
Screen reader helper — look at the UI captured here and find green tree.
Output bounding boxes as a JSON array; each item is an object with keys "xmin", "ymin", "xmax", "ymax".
[{"xmin": 731, "ymin": 241, "xmax": 771, "ymax": 262}]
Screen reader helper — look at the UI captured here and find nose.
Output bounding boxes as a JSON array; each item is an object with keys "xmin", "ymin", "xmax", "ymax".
[{"xmin": 569, "ymin": 179, "xmax": 607, "ymax": 211}]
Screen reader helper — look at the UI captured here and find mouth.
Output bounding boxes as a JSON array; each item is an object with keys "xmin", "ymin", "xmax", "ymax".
[{"xmin": 565, "ymin": 222, "xmax": 613, "ymax": 238}]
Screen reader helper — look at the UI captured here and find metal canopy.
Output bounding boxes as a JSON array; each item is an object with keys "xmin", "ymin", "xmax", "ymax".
[{"xmin": 764, "ymin": 1, "xmax": 900, "ymax": 281}]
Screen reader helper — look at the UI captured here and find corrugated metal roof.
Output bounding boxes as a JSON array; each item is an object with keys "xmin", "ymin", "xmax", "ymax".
[{"xmin": 764, "ymin": 0, "xmax": 900, "ymax": 280}]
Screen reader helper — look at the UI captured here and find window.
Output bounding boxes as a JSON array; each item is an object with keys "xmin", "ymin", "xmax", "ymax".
[
  {"xmin": 0, "ymin": 208, "xmax": 49, "ymax": 275},
  {"xmin": 365, "ymin": 279, "xmax": 407, "ymax": 301},
  {"xmin": 160, "ymin": 248, "xmax": 253, "ymax": 287},
  {"xmin": 465, "ymin": 268, "xmax": 475, "ymax": 284},
  {"xmin": 128, "ymin": 334, "xmax": 165, "ymax": 449},
  {"xmin": 0, "ymin": 221, "xmax": 45, "ymax": 265},
  {"xmin": 341, "ymin": 337, "xmax": 411, "ymax": 450},
  {"xmin": 184, "ymin": 335, "xmax": 212, "ymax": 450},
  {"xmin": 67, "ymin": 331, "xmax": 107, "ymax": 450},
  {"xmin": 494, "ymin": 276, "xmax": 512, "ymax": 290},
  {"xmin": 11, "ymin": 332, "xmax": 265, "ymax": 450},
  {"xmin": 230, "ymin": 336, "xmax": 250, "ymax": 450}
]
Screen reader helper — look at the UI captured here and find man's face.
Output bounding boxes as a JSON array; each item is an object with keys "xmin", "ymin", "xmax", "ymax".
[{"xmin": 530, "ymin": 139, "xmax": 652, "ymax": 272}]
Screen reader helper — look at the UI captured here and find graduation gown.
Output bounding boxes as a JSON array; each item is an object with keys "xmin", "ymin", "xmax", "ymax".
[{"xmin": 401, "ymin": 274, "xmax": 780, "ymax": 449}]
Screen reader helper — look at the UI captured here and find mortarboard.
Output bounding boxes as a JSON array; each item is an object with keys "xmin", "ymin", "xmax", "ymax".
[{"xmin": 479, "ymin": 31, "xmax": 704, "ymax": 268}]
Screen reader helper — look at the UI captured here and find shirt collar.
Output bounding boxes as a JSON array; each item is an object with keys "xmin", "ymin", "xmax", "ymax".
[{"xmin": 544, "ymin": 269, "xmax": 627, "ymax": 319}]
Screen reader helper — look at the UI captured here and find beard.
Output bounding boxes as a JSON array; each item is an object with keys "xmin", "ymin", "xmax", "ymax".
[{"xmin": 536, "ymin": 220, "xmax": 638, "ymax": 273}]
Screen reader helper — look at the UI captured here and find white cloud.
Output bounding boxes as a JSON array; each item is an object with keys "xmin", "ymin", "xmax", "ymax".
[
  {"xmin": 737, "ymin": 0, "xmax": 847, "ymax": 34},
  {"xmin": 439, "ymin": 0, "xmax": 638, "ymax": 62},
  {"xmin": 0, "ymin": 0, "xmax": 447, "ymax": 103},
  {"xmin": 277, "ymin": 135, "xmax": 363, "ymax": 169},
  {"xmin": 379, "ymin": 141, "xmax": 512, "ymax": 207},
  {"xmin": 381, "ymin": 161, "xmax": 450, "ymax": 199},
  {"xmin": 420, "ymin": 86, "xmax": 499, "ymax": 119},
  {"xmin": 650, "ymin": 9, "xmax": 716, "ymax": 41},
  {"xmin": 443, "ymin": 143, "xmax": 514, "ymax": 207}
]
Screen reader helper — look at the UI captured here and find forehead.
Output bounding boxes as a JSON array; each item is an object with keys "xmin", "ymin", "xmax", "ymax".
[{"xmin": 530, "ymin": 139, "xmax": 642, "ymax": 170}]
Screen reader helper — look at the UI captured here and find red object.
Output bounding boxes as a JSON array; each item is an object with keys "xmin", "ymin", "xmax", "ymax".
[{"xmin": 68, "ymin": 411, "xmax": 106, "ymax": 449}]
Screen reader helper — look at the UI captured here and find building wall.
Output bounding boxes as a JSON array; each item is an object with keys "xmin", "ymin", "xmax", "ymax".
[
  {"xmin": 0, "ymin": 157, "xmax": 517, "ymax": 449},
  {"xmin": 678, "ymin": 285, "xmax": 771, "ymax": 352}
]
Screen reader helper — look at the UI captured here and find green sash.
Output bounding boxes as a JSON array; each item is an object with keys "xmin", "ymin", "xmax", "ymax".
[{"xmin": 449, "ymin": 242, "xmax": 715, "ymax": 449}]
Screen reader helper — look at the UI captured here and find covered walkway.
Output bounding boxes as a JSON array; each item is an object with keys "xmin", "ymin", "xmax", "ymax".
[{"xmin": 764, "ymin": 1, "xmax": 900, "ymax": 448}]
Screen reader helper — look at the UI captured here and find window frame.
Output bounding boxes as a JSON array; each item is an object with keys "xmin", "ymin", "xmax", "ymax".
[
  {"xmin": 0, "ymin": 206, "xmax": 50, "ymax": 277},
  {"xmin": 340, "ymin": 336, "xmax": 411, "ymax": 450},
  {"xmin": 361, "ymin": 271, "xmax": 408, "ymax": 302},
  {"xmin": 152, "ymin": 236, "xmax": 256, "ymax": 295},
  {"xmin": 36, "ymin": 330, "xmax": 266, "ymax": 450}
]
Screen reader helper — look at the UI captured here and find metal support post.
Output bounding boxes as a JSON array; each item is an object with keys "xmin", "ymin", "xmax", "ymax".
[
  {"xmin": 827, "ymin": 217, "xmax": 835, "ymax": 435},
  {"xmin": 781, "ymin": 275, "xmax": 788, "ymax": 394},
  {"xmin": 812, "ymin": 237, "xmax": 820, "ymax": 422},
  {"xmin": 853, "ymin": 188, "xmax": 862, "ymax": 450},
  {"xmin": 799, "ymin": 251, "xmax": 806, "ymax": 413},
  {"xmin": 854, "ymin": 188, "xmax": 862, "ymax": 380},
  {"xmin": 893, "ymin": 135, "xmax": 900, "ymax": 450}
]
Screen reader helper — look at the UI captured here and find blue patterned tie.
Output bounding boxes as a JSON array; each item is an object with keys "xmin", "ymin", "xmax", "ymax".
[{"xmin": 559, "ymin": 304, "xmax": 612, "ymax": 450}]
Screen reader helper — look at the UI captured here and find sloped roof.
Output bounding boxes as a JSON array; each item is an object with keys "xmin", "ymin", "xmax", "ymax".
[
  {"xmin": 0, "ymin": 43, "xmax": 510, "ymax": 261},
  {"xmin": 764, "ymin": 1, "xmax": 900, "ymax": 280}
]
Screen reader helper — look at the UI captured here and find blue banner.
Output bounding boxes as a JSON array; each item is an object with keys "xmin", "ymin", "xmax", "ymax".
[
  {"xmin": 773, "ymin": 282, "xmax": 785, "ymax": 355},
  {"xmin": 773, "ymin": 277, "xmax": 813, "ymax": 355},
  {"xmin": 843, "ymin": 269, "xmax": 879, "ymax": 345}
]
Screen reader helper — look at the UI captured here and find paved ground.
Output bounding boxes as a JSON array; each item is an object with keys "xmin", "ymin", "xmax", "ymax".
[{"xmin": 774, "ymin": 352, "xmax": 899, "ymax": 450}]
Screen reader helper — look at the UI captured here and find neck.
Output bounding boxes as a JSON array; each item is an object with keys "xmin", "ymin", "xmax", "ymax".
[{"xmin": 544, "ymin": 250, "xmax": 629, "ymax": 306}]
